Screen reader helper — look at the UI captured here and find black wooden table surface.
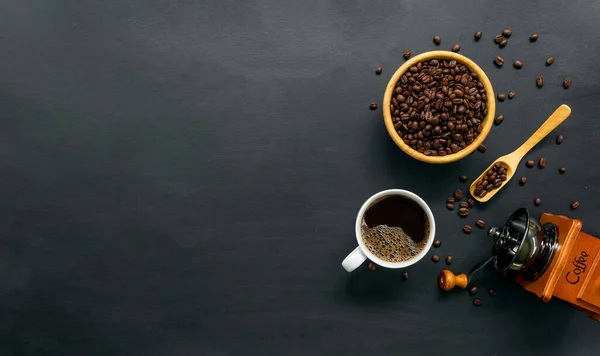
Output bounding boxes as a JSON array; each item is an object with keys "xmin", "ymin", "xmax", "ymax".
[{"xmin": 1, "ymin": 0, "xmax": 599, "ymax": 355}]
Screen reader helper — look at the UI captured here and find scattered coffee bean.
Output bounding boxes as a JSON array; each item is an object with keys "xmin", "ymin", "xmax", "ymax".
[
  {"xmin": 446, "ymin": 203, "xmax": 455, "ymax": 210},
  {"xmin": 494, "ymin": 114, "xmax": 504, "ymax": 125},
  {"xmin": 535, "ymin": 198, "xmax": 541, "ymax": 206},
  {"xmin": 475, "ymin": 162, "xmax": 506, "ymax": 197},
  {"xmin": 571, "ymin": 201, "xmax": 580, "ymax": 210},
  {"xmin": 376, "ymin": 67, "xmax": 383, "ymax": 75},
  {"xmin": 458, "ymin": 207, "xmax": 469, "ymax": 217},
  {"xmin": 432, "ymin": 255, "xmax": 440, "ymax": 263},
  {"xmin": 473, "ymin": 298, "xmax": 482, "ymax": 306},
  {"xmin": 546, "ymin": 57, "xmax": 554, "ymax": 66},
  {"xmin": 494, "ymin": 56, "xmax": 504, "ymax": 67},
  {"xmin": 489, "ymin": 288, "xmax": 497, "ymax": 296},
  {"xmin": 460, "ymin": 201, "xmax": 469, "ymax": 209},
  {"xmin": 508, "ymin": 91, "xmax": 515, "ymax": 99},
  {"xmin": 499, "ymin": 39, "xmax": 507, "ymax": 47},
  {"xmin": 474, "ymin": 31, "xmax": 483, "ymax": 40},
  {"xmin": 447, "ymin": 197, "xmax": 455, "ymax": 204},
  {"xmin": 368, "ymin": 262, "xmax": 376, "ymax": 271},
  {"xmin": 451, "ymin": 44, "xmax": 461, "ymax": 52},
  {"xmin": 463, "ymin": 225, "xmax": 472, "ymax": 234},
  {"xmin": 478, "ymin": 144, "xmax": 487, "ymax": 153},
  {"xmin": 446, "ymin": 256, "xmax": 453, "ymax": 265},
  {"xmin": 433, "ymin": 240, "xmax": 441, "ymax": 248},
  {"xmin": 526, "ymin": 160, "xmax": 535, "ymax": 168},
  {"xmin": 537, "ymin": 76, "xmax": 544, "ymax": 88},
  {"xmin": 559, "ymin": 167, "xmax": 566, "ymax": 174},
  {"xmin": 459, "ymin": 175, "xmax": 468, "ymax": 182},
  {"xmin": 370, "ymin": 102, "xmax": 378, "ymax": 110},
  {"xmin": 520, "ymin": 176, "xmax": 527, "ymax": 185},
  {"xmin": 502, "ymin": 29, "xmax": 512, "ymax": 37},
  {"xmin": 563, "ymin": 77, "xmax": 572, "ymax": 89},
  {"xmin": 539, "ymin": 157, "xmax": 547, "ymax": 168},
  {"xmin": 530, "ymin": 33, "xmax": 539, "ymax": 42},
  {"xmin": 513, "ymin": 60, "xmax": 523, "ymax": 69},
  {"xmin": 455, "ymin": 189, "xmax": 464, "ymax": 201},
  {"xmin": 391, "ymin": 59, "xmax": 487, "ymax": 155},
  {"xmin": 495, "ymin": 34, "xmax": 503, "ymax": 44},
  {"xmin": 467, "ymin": 198, "xmax": 475, "ymax": 207},
  {"xmin": 469, "ymin": 286, "xmax": 478, "ymax": 295},
  {"xmin": 403, "ymin": 50, "xmax": 411, "ymax": 59},
  {"xmin": 476, "ymin": 220, "xmax": 485, "ymax": 229},
  {"xmin": 402, "ymin": 272, "xmax": 409, "ymax": 280},
  {"xmin": 433, "ymin": 36, "xmax": 441, "ymax": 45},
  {"xmin": 556, "ymin": 135, "xmax": 564, "ymax": 144},
  {"xmin": 497, "ymin": 93, "xmax": 506, "ymax": 101}
]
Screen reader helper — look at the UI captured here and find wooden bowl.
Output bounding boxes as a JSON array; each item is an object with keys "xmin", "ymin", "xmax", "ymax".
[{"xmin": 383, "ymin": 51, "xmax": 495, "ymax": 164}]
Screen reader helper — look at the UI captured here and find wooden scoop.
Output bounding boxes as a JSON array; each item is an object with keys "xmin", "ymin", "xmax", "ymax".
[{"xmin": 470, "ymin": 104, "xmax": 571, "ymax": 202}]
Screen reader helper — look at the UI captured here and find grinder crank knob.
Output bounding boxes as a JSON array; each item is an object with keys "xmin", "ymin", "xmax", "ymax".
[{"xmin": 439, "ymin": 270, "xmax": 470, "ymax": 291}]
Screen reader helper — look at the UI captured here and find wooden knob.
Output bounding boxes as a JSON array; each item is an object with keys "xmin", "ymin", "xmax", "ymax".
[{"xmin": 439, "ymin": 270, "xmax": 470, "ymax": 291}]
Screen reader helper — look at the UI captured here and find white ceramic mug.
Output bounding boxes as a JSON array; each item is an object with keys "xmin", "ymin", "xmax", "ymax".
[{"xmin": 341, "ymin": 189, "xmax": 436, "ymax": 272}]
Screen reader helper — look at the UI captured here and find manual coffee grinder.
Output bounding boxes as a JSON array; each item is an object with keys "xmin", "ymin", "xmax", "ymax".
[{"xmin": 439, "ymin": 208, "xmax": 600, "ymax": 321}]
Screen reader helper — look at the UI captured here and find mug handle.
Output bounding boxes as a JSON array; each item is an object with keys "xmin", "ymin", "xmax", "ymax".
[{"xmin": 341, "ymin": 247, "xmax": 367, "ymax": 272}]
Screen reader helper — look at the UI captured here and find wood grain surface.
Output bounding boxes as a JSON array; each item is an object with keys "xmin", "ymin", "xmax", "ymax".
[{"xmin": 0, "ymin": 0, "xmax": 599, "ymax": 355}]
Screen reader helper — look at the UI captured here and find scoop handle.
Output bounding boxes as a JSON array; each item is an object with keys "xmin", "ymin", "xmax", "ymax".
[{"xmin": 513, "ymin": 104, "xmax": 571, "ymax": 161}]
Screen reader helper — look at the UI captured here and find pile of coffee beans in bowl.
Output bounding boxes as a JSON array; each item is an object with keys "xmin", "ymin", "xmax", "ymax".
[{"xmin": 390, "ymin": 59, "xmax": 488, "ymax": 156}]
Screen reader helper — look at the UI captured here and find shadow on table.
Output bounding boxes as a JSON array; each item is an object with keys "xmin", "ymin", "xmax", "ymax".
[{"xmin": 336, "ymin": 265, "xmax": 410, "ymax": 305}]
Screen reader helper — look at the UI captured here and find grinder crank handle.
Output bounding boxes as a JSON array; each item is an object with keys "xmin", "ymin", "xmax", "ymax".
[{"xmin": 438, "ymin": 255, "xmax": 495, "ymax": 291}]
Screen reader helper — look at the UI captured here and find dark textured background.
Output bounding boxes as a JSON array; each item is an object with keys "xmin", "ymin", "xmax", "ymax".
[{"xmin": 1, "ymin": 0, "xmax": 599, "ymax": 355}]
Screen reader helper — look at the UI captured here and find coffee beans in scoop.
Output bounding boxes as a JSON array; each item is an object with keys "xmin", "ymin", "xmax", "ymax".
[
  {"xmin": 390, "ymin": 59, "xmax": 488, "ymax": 156},
  {"xmin": 474, "ymin": 163, "xmax": 507, "ymax": 198}
]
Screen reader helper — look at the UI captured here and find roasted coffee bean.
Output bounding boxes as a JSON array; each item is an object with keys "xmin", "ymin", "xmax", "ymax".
[
  {"xmin": 556, "ymin": 135, "xmax": 564, "ymax": 144},
  {"xmin": 535, "ymin": 198, "xmax": 541, "ymax": 206},
  {"xmin": 473, "ymin": 298, "xmax": 482, "ymax": 306},
  {"xmin": 376, "ymin": 67, "xmax": 383, "ymax": 75},
  {"xmin": 530, "ymin": 33, "xmax": 539, "ymax": 42},
  {"xmin": 368, "ymin": 262, "xmax": 376, "ymax": 271},
  {"xmin": 546, "ymin": 57, "xmax": 554, "ymax": 66},
  {"xmin": 446, "ymin": 256, "xmax": 453, "ymax": 265},
  {"xmin": 370, "ymin": 102, "xmax": 378, "ymax": 110},
  {"xmin": 539, "ymin": 157, "xmax": 547, "ymax": 168},
  {"xmin": 433, "ymin": 36, "xmax": 441, "ymax": 45},
  {"xmin": 513, "ymin": 60, "xmax": 523, "ymax": 69},
  {"xmin": 571, "ymin": 201, "xmax": 580, "ymax": 209},
  {"xmin": 463, "ymin": 225, "xmax": 472, "ymax": 234},
  {"xmin": 497, "ymin": 93, "xmax": 506, "ymax": 101},
  {"xmin": 402, "ymin": 272, "xmax": 409, "ymax": 280},
  {"xmin": 460, "ymin": 201, "xmax": 469, "ymax": 209},
  {"xmin": 489, "ymin": 288, "xmax": 497, "ymax": 296},
  {"xmin": 467, "ymin": 198, "xmax": 475, "ymax": 207},
  {"xmin": 537, "ymin": 76, "xmax": 544, "ymax": 88},
  {"xmin": 495, "ymin": 34, "xmax": 503, "ymax": 44},
  {"xmin": 432, "ymin": 255, "xmax": 440, "ymax": 263},
  {"xmin": 403, "ymin": 50, "xmax": 411, "ymax": 59},
  {"xmin": 559, "ymin": 167, "xmax": 566, "ymax": 174},
  {"xmin": 502, "ymin": 29, "xmax": 512, "ymax": 37},
  {"xmin": 494, "ymin": 56, "xmax": 504, "ymax": 67},
  {"xmin": 451, "ymin": 44, "xmax": 461, "ymax": 52},
  {"xmin": 469, "ymin": 286, "xmax": 478, "ymax": 296},
  {"xmin": 455, "ymin": 189, "xmax": 464, "ymax": 201},
  {"xmin": 508, "ymin": 91, "xmax": 515, "ymax": 99},
  {"xmin": 563, "ymin": 77, "xmax": 572, "ymax": 89},
  {"xmin": 458, "ymin": 207, "xmax": 469, "ymax": 217},
  {"xmin": 434, "ymin": 240, "xmax": 441, "ymax": 248},
  {"xmin": 459, "ymin": 175, "xmax": 468, "ymax": 182},
  {"xmin": 476, "ymin": 220, "xmax": 485, "ymax": 229},
  {"xmin": 499, "ymin": 39, "xmax": 507, "ymax": 47},
  {"xmin": 446, "ymin": 203, "xmax": 455, "ymax": 210},
  {"xmin": 520, "ymin": 176, "xmax": 527, "ymax": 185},
  {"xmin": 474, "ymin": 31, "xmax": 483, "ymax": 40},
  {"xmin": 447, "ymin": 197, "xmax": 455, "ymax": 204},
  {"xmin": 526, "ymin": 160, "xmax": 535, "ymax": 168},
  {"xmin": 478, "ymin": 144, "xmax": 487, "ymax": 153},
  {"xmin": 494, "ymin": 114, "xmax": 504, "ymax": 125}
]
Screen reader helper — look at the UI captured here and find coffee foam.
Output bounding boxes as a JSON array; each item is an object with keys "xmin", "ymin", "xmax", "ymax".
[{"xmin": 361, "ymin": 219, "xmax": 429, "ymax": 263}]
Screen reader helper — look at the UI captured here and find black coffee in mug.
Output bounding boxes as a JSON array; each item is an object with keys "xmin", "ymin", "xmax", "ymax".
[{"xmin": 361, "ymin": 195, "xmax": 430, "ymax": 263}]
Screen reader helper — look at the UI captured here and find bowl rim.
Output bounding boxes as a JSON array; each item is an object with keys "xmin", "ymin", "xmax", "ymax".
[{"xmin": 383, "ymin": 50, "xmax": 496, "ymax": 164}]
